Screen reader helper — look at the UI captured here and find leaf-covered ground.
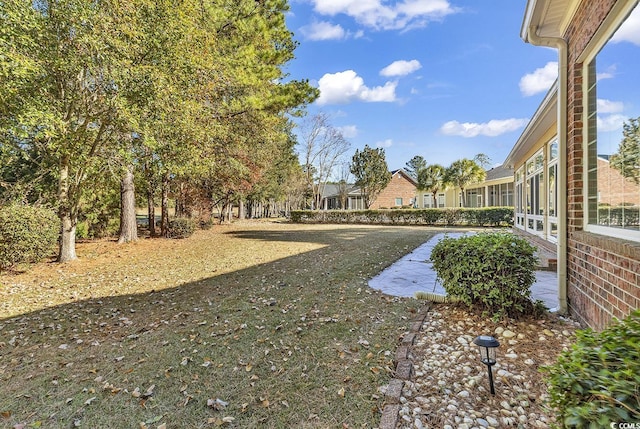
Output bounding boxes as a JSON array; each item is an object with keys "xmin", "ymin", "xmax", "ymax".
[{"xmin": 0, "ymin": 221, "xmax": 441, "ymax": 428}]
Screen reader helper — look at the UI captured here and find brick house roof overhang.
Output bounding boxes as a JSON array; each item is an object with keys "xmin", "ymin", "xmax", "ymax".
[
  {"xmin": 390, "ymin": 169, "xmax": 418, "ymax": 187},
  {"xmin": 504, "ymin": 80, "xmax": 558, "ymax": 168},
  {"xmin": 521, "ymin": 0, "xmax": 580, "ymax": 44}
]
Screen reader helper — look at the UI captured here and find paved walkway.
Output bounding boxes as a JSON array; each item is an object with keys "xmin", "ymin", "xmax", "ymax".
[{"xmin": 368, "ymin": 232, "xmax": 559, "ymax": 311}]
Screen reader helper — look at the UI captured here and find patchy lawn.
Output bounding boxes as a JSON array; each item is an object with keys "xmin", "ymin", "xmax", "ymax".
[{"xmin": 0, "ymin": 221, "xmax": 443, "ymax": 428}]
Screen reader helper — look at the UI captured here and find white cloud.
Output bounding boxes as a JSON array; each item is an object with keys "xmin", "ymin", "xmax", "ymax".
[
  {"xmin": 440, "ymin": 118, "xmax": 529, "ymax": 138},
  {"xmin": 519, "ymin": 62, "xmax": 558, "ymax": 96},
  {"xmin": 310, "ymin": 0, "xmax": 457, "ymax": 31},
  {"xmin": 597, "ymin": 99, "xmax": 624, "ymax": 114},
  {"xmin": 316, "ymin": 70, "xmax": 398, "ymax": 105},
  {"xmin": 376, "ymin": 139, "xmax": 393, "ymax": 148},
  {"xmin": 337, "ymin": 125, "xmax": 358, "ymax": 138},
  {"xmin": 380, "ymin": 59, "xmax": 422, "ymax": 77},
  {"xmin": 397, "ymin": 0, "xmax": 453, "ymax": 16},
  {"xmin": 300, "ymin": 21, "xmax": 347, "ymax": 40},
  {"xmin": 598, "ymin": 114, "xmax": 627, "ymax": 132},
  {"xmin": 611, "ymin": 5, "xmax": 640, "ymax": 46},
  {"xmin": 597, "ymin": 64, "xmax": 617, "ymax": 81}
]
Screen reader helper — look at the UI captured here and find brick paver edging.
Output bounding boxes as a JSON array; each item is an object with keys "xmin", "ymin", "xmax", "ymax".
[{"xmin": 379, "ymin": 305, "xmax": 430, "ymax": 429}]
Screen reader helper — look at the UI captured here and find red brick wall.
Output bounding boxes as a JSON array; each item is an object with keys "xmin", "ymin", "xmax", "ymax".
[
  {"xmin": 565, "ymin": 0, "xmax": 639, "ymax": 330},
  {"xmin": 596, "ymin": 158, "xmax": 640, "ymax": 206},
  {"xmin": 370, "ymin": 171, "xmax": 417, "ymax": 209}
]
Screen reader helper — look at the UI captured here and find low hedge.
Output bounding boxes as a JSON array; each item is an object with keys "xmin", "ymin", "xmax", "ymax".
[
  {"xmin": 0, "ymin": 204, "xmax": 59, "ymax": 270},
  {"xmin": 543, "ymin": 309, "xmax": 640, "ymax": 427},
  {"xmin": 166, "ymin": 217, "xmax": 196, "ymax": 239},
  {"xmin": 290, "ymin": 207, "xmax": 513, "ymax": 227}
]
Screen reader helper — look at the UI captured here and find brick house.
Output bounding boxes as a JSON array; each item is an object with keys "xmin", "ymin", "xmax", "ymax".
[
  {"xmin": 509, "ymin": 0, "xmax": 640, "ymax": 329},
  {"xmin": 368, "ymin": 169, "xmax": 417, "ymax": 209},
  {"xmin": 320, "ymin": 169, "xmax": 417, "ymax": 210}
]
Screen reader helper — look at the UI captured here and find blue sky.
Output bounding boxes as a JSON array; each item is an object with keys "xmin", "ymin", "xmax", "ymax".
[
  {"xmin": 285, "ymin": 0, "xmax": 560, "ymax": 172},
  {"xmin": 284, "ymin": 0, "xmax": 639, "ymax": 177}
]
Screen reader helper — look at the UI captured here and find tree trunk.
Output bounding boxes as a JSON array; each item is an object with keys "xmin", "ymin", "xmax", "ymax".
[
  {"xmin": 57, "ymin": 157, "xmax": 78, "ymax": 262},
  {"xmin": 175, "ymin": 182, "xmax": 185, "ymax": 218},
  {"xmin": 161, "ymin": 172, "xmax": 170, "ymax": 236},
  {"xmin": 147, "ymin": 186, "xmax": 156, "ymax": 237},
  {"xmin": 118, "ymin": 168, "xmax": 138, "ymax": 244},
  {"xmin": 432, "ymin": 192, "xmax": 438, "ymax": 208},
  {"xmin": 144, "ymin": 151, "xmax": 157, "ymax": 237},
  {"xmin": 238, "ymin": 200, "xmax": 245, "ymax": 220},
  {"xmin": 226, "ymin": 203, "xmax": 232, "ymax": 223},
  {"xmin": 59, "ymin": 212, "xmax": 78, "ymax": 262}
]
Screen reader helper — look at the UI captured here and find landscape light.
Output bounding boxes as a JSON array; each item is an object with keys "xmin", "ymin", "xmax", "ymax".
[{"xmin": 473, "ymin": 335, "xmax": 500, "ymax": 395}]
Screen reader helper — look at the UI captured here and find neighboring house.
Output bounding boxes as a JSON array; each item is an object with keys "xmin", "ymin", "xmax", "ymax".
[
  {"xmin": 461, "ymin": 165, "xmax": 515, "ymax": 208},
  {"xmin": 320, "ymin": 183, "xmax": 366, "ymax": 210},
  {"xmin": 507, "ymin": 0, "xmax": 640, "ymax": 330},
  {"xmin": 320, "ymin": 169, "xmax": 417, "ymax": 210},
  {"xmin": 368, "ymin": 169, "xmax": 417, "ymax": 209},
  {"xmin": 414, "ymin": 165, "xmax": 514, "ymax": 209}
]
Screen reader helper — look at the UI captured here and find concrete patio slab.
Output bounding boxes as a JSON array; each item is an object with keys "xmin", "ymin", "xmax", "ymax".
[{"xmin": 368, "ymin": 232, "xmax": 559, "ymax": 310}]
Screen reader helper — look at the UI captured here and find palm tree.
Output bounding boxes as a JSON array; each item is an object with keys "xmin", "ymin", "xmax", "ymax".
[
  {"xmin": 445, "ymin": 158, "xmax": 486, "ymax": 207},
  {"xmin": 417, "ymin": 164, "xmax": 446, "ymax": 208}
]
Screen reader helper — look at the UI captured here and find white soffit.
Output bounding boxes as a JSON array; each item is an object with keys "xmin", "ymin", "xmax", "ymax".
[
  {"xmin": 504, "ymin": 81, "xmax": 558, "ymax": 168},
  {"xmin": 522, "ymin": 0, "xmax": 580, "ymax": 42}
]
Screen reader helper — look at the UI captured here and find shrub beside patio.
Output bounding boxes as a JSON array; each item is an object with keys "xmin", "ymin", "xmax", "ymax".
[{"xmin": 430, "ymin": 232, "xmax": 544, "ymax": 321}]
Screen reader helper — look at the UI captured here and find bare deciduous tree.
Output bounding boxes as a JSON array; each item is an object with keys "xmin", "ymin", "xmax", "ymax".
[{"xmin": 298, "ymin": 113, "xmax": 351, "ymax": 209}]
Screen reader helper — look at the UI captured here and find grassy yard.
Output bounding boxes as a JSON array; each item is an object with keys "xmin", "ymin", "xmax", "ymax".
[{"xmin": 0, "ymin": 221, "xmax": 444, "ymax": 428}]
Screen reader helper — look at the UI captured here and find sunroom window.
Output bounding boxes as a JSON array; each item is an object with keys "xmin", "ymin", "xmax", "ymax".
[
  {"xmin": 548, "ymin": 139, "xmax": 559, "ymax": 242},
  {"xmin": 526, "ymin": 150, "xmax": 545, "ymax": 236},
  {"xmin": 586, "ymin": 3, "xmax": 640, "ymax": 240},
  {"xmin": 515, "ymin": 167, "xmax": 525, "ymax": 229}
]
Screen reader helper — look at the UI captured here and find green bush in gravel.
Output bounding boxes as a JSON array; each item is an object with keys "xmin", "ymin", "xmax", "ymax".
[
  {"xmin": 0, "ymin": 204, "xmax": 59, "ymax": 270},
  {"xmin": 542, "ymin": 309, "xmax": 640, "ymax": 428},
  {"xmin": 166, "ymin": 217, "xmax": 196, "ymax": 239},
  {"xmin": 430, "ymin": 232, "xmax": 539, "ymax": 320}
]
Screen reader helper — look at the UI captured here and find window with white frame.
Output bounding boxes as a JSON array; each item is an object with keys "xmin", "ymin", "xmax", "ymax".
[
  {"xmin": 526, "ymin": 150, "xmax": 545, "ymax": 235},
  {"xmin": 502, "ymin": 182, "xmax": 514, "ymax": 206},
  {"xmin": 465, "ymin": 189, "xmax": 481, "ymax": 208},
  {"xmin": 548, "ymin": 139, "xmax": 559, "ymax": 242},
  {"xmin": 515, "ymin": 167, "xmax": 525, "ymax": 228},
  {"xmin": 437, "ymin": 193, "xmax": 445, "ymax": 208},
  {"xmin": 586, "ymin": 3, "xmax": 640, "ymax": 241},
  {"xmin": 395, "ymin": 197, "xmax": 403, "ymax": 206}
]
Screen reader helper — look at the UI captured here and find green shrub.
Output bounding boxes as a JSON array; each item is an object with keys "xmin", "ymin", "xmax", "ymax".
[
  {"xmin": 460, "ymin": 207, "xmax": 514, "ymax": 226},
  {"xmin": 430, "ymin": 232, "xmax": 539, "ymax": 320},
  {"xmin": 75, "ymin": 221, "xmax": 90, "ymax": 239},
  {"xmin": 166, "ymin": 217, "xmax": 196, "ymax": 239},
  {"xmin": 199, "ymin": 219, "xmax": 214, "ymax": 230},
  {"xmin": 542, "ymin": 309, "xmax": 640, "ymax": 427},
  {"xmin": 442, "ymin": 208, "xmax": 461, "ymax": 225},
  {"xmin": 289, "ymin": 207, "xmax": 514, "ymax": 226},
  {"xmin": 0, "ymin": 204, "xmax": 59, "ymax": 270}
]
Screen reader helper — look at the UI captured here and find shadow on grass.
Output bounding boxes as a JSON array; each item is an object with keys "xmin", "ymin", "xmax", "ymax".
[{"xmin": 0, "ymin": 224, "xmax": 441, "ymax": 429}]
